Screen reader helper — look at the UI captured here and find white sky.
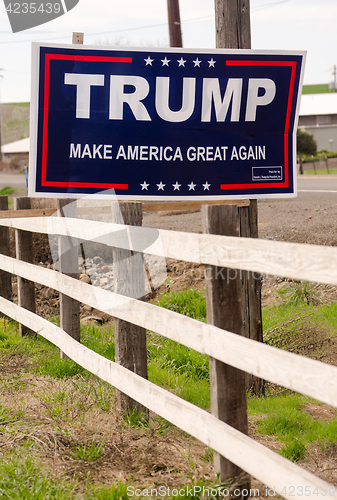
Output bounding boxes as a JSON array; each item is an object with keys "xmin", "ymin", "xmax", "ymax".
[{"xmin": 0, "ymin": 0, "xmax": 336, "ymax": 103}]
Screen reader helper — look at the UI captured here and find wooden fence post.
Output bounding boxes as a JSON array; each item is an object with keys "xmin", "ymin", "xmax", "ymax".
[
  {"xmin": 214, "ymin": 0, "xmax": 263, "ymax": 398},
  {"xmin": 0, "ymin": 196, "xmax": 12, "ymax": 313},
  {"xmin": 111, "ymin": 201, "xmax": 148, "ymax": 416},
  {"xmin": 239, "ymin": 203, "xmax": 263, "ymax": 395},
  {"xmin": 57, "ymin": 199, "xmax": 80, "ymax": 358},
  {"xmin": 202, "ymin": 204, "xmax": 250, "ymax": 494},
  {"xmin": 14, "ymin": 197, "xmax": 36, "ymax": 336}
]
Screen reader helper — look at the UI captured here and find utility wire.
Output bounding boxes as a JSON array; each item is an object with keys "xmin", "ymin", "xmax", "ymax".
[{"xmin": 0, "ymin": 1, "xmax": 291, "ymax": 45}]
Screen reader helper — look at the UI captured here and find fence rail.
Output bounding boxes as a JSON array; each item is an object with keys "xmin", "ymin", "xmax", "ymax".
[
  {"xmin": 1, "ymin": 251, "xmax": 337, "ymax": 407},
  {"xmin": 2, "ymin": 214, "xmax": 337, "ymax": 285},
  {"xmin": 0, "ymin": 209, "xmax": 336, "ymax": 497}
]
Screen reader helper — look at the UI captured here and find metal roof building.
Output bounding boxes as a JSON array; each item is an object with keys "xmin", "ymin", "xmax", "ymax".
[{"xmin": 298, "ymin": 93, "xmax": 337, "ymax": 151}]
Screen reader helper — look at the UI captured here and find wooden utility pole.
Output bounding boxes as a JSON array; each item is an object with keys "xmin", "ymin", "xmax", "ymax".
[
  {"xmin": 215, "ymin": 0, "xmax": 251, "ymax": 50},
  {"xmin": 167, "ymin": 0, "xmax": 183, "ymax": 47},
  {"xmin": 204, "ymin": 0, "xmax": 263, "ymax": 492},
  {"xmin": 215, "ymin": 0, "xmax": 263, "ymax": 395},
  {"xmin": 203, "ymin": 205, "xmax": 250, "ymax": 493}
]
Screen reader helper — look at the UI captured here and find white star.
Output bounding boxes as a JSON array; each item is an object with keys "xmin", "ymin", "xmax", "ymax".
[
  {"xmin": 193, "ymin": 58, "xmax": 201, "ymax": 67},
  {"xmin": 157, "ymin": 181, "xmax": 166, "ymax": 190},
  {"xmin": 161, "ymin": 57, "xmax": 170, "ymax": 66},
  {"xmin": 177, "ymin": 57, "xmax": 186, "ymax": 67},
  {"xmin": 188, "ymin": 181, "xmax": 196, "ymax": 191},
  {"xmin": 172, "ymin": 181, "xmax": 181, "ymax": 191},
  {"xmin": 203, "ymin": 181, "xmax": 211, "ymax": 191},
  {"xmin": 140, "ymin": 181, "xmax": 150, "ymax": 190},
  {"xmin": 208, "ymin": 58, "xmax": 216, "ymax": 67},
  {"xmin": 144, "ymin": 56, "xmax": 154, "ymax": 66}
]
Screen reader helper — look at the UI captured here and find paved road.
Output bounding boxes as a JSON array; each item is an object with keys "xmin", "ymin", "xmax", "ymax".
[{"xmin": 295, "ymin": 175, "xmax": 337, "ymax": 203}]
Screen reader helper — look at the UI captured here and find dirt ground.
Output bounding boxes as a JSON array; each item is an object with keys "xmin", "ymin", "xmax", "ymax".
[
  {"xmin": 1, "ymin": 356, "xmax": 337, "ymax": 496},
  {"xmin": 3, "ymin": 195, "xmax": 337, "ymax": 495},
  {"xmin": 143, "ymin": 197, "xmax": 337, "ymax": 246}
]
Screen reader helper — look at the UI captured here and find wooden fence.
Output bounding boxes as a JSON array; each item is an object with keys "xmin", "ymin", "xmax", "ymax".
[{"xmin": 0, "ymin": 198, "xmax": 336, "ymax": 498}]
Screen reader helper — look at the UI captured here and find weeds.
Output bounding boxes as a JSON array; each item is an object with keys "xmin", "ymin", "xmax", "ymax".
[
  {"xmin": 69, "ymin": 435, "xmax": 105, "ymax": 461},
  {"xmin": 90, "ymin": 380, "xmax": 115, "ymax": 412},
  {"xmin": 155, "ymin": 288, "xmax": 206, "ymax": 321},
  {"xmin": 278, "ymin": 280, "xmax": 320, "ymax": 306},
  {"xmin": 0, "ymin": 453, "xmax": 77, "ymax": 499},
  {"xmin": 0, "ymin": 186, "xmax": 18, "ymax": 197},
  {"xmin": 37, "ymin": 378, "xmax": 94, "ymax": 422},
  {"xmin": 89, "ymin": 482, "xmax": 130, "ymax": 500},
  {"xmin": 252, "ymin": 394, "xmax": 337, "ymax": 462},
  {"xmin": 0, "ymin": 285, "xmax": 337, "ymax": 497},
  {"xmin": 123, "ymin": 407, "xmax": 148, "ymax": 428},
  {"xmin": 200, "ymin": 447, "xmax": 213, "ymax": 463}
]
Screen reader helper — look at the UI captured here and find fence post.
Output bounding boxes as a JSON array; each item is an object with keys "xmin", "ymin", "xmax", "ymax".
[
  {"xmin": 111, "ymin": 201, "xmax": 148, "ymax": 416},
  {"xmin": 325, "ymin": 156, "xmax": 330, "ymax": 174},
  {"xmin": 299, "ymin": 156, "xmax": 304, "ymax": 174},
  {"xmin": 0, "ymin": 196, "xmax": 12, "ymax": 313},
  {"xmin": 14, "ymin": 197, "xmax": 36, "ymax": 336},
  {"xmin": 239, "ymin": 201, "xmax": 263, "ymax": 395},
  {"xmin": 57, "ymin": 199, "xmax": 80, "ymax": 357},
  {"xmin": 202, "ymin": 204, "xmax": 250, "ymax": 493}
]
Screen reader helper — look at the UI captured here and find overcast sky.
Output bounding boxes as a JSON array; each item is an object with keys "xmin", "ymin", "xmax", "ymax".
[{"xmin": 0, "ymin": 0, "xmax": 336, "ymax": 103}]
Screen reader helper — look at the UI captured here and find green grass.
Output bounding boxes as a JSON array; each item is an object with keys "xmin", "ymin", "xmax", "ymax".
[
  {"xmin": 262, "ymin": 294, "xmax": 337, "ymax": 334},
  {"xmin": 154, "ymin": 288, "xmax": 207, "ymax": 321},
  {"xmin": 249, "ymin": 393, "xmax": 337, "ymax": 461},
  {"xmin": 4, "ymin": 102, "xmax": 30, "ymax": 107},
  {"xmin": 0, "ymin": 186, "xmax": 18, "ymax": 197},
  {"xmin": 149, "ymin": 289, "xmax": 209, "ymax": 408},
  {"xmin": 0, "ymin": 451, "xmax": 131, "ymax": 499},
  {"xmin": 0, "ymin": 453, "xmax": 78, "ymax": 499},
  {"xmin": 302, "ymin": 84, "xmax": 332, "ymax": 94},
  {"xmin": 277, "ymin": 281, "xmax": 319, "ymax": 306},
  {"xmin": 303, "ymin": 168, "xmax": 337, "ymax": 175},
  {"xmin": 1, "ymin": 287, "xmax": 337, "ymax": 475},
  {"xmin": 69, "ymin": 436, "xmax": 105, "ymax": 461}
]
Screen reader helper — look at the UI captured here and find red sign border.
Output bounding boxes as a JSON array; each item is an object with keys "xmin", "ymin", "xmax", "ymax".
[
  {"xmin": 40, "ymin": 54, "xmax": 297, "ymax": 193},
  {"xmin": 220, "ymin": 60, "xmax": 297, "ymax": 191},
  {"xmin": 41, "ymin": 53, "xmax": 131, "ymax": 190}
]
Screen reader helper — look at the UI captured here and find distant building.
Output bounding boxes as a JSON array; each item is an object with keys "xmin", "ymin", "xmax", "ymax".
[
  {"xmin": 2, "ymin": 137, "xmax": 29, "ymax": 162},
  {"xmin": 298, "ymin": 93, "xmax": 337, "ymax": 151}
]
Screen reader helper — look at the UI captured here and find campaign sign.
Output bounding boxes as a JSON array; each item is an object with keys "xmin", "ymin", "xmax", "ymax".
[{"xmin": 29, "ymin": 43, "xmax": 305, "ymax": 199}]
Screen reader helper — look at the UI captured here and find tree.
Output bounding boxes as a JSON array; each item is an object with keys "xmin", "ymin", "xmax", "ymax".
[{"xmin": 297, "ymin": 128, "xmax": 317, "ymax": 155}]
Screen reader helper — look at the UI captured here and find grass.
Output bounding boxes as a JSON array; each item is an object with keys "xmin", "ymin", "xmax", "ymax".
[
  {"xmin": 0, "ymin": 451, "xmax": 131, "ymax": 499},
  {"xmin": 2, "ymin": 103, "xmax": 30, "ymax": 144},
  {"xmin": 249, "ymin": 393, "xmax": 337, "ymax": 461},
  {"xmin": 0, "ymin": 284, "xmax": 337, "ymax": 500},
  {"xmin": 302, "ymin": 84, "xmax": 333, "ymax": 94},
  {"xmin": 0, "ymin": 186, "xmax": 18, "ymax": 197},
  {"xmin": 69, "ymin": 436, "xmax": 106, "ymax": 461},
  {"xmin": 4, "ymin": 102, "xmax": 30, "ymax": 107},
  {"xmin": 154, "ymin": 288, "xmax": 207, "ymax": 321},
  {"xmin": 0, "ymin": 453, "xmax": 78, "ymax": 499},
  {"xmin": 303, "ymin": 168, "xmax": 337, "ymax": 175},
  {"xmin": 277, "ymin": 280, "xmax": 320, "ymax": 306}
]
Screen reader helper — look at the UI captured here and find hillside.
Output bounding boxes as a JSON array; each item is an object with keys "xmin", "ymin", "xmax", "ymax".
[
  {"xmin": 1, "ymin": 103, "xmax": 30, "ymax": 145},
  {"xmin": 302, "ymin": 83, "xmax": 336, "ymax": 94}
]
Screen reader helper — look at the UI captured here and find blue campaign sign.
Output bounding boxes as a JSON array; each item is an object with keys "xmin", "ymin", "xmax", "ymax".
[{"xmin": 29, "ymin": 42, "xmax": 305, "ymax": 200}]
